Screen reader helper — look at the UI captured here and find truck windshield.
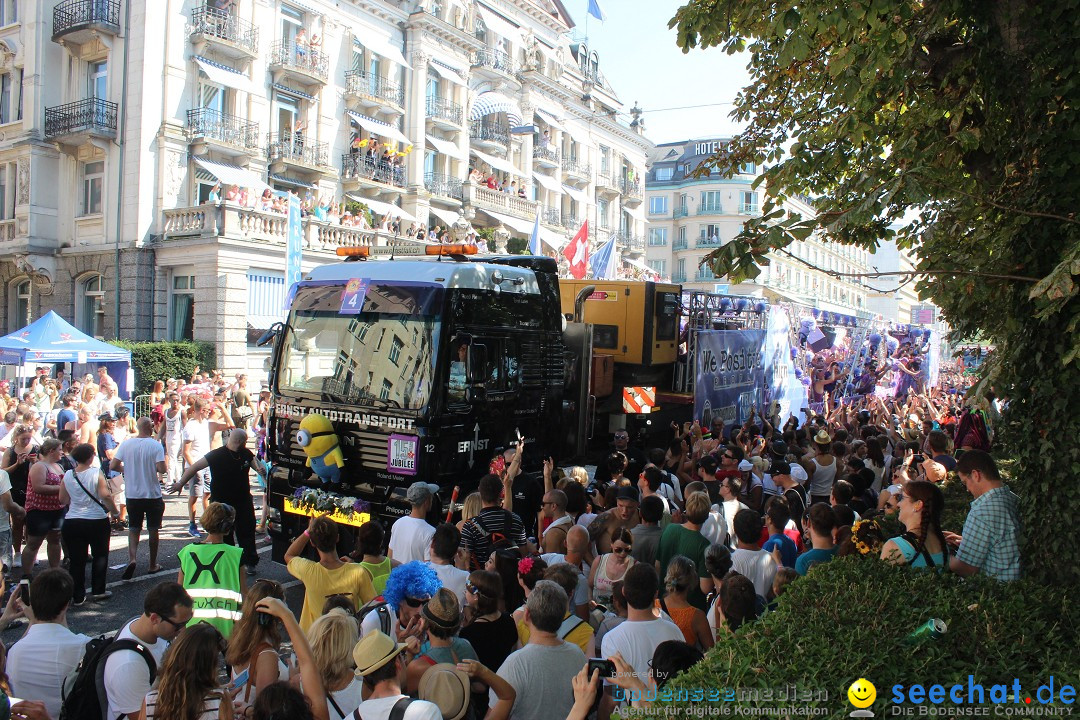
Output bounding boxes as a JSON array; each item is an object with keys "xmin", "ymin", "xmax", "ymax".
[{"xmin": 278, "ymin": 281, "xmax": 443, "ymax": 411}]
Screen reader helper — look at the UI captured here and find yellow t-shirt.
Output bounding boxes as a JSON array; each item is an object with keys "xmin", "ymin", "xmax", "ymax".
[
  {"xmin": 286, "ymin": 557, "xmax": 376, "ymax": 631},
  {"xmin": 516, "ymin": 612, "xmax": 593, "ymax": 655}
]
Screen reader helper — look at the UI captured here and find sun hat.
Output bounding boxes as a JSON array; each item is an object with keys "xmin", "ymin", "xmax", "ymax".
[
  {"xmin": 418, "ymin": 663, "xmax": 471, "ymax": 720},
  {"xmin": 352, "ymin": 631, "xmax": 406, "ymax": 677}
]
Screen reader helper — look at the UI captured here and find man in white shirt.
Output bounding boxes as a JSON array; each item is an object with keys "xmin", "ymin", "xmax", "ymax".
[
  {"xmin": 730, "ymin": 508, "xmax": 778, "ymax": 599},
  {"xmin": 8, "ymin": 570, "xmax": 89, "ymax": 720},
  {"xmin": 112, "ymin": 418, "xmax": 167, "ymax": 579},
  {"xmin": 388, "ymin": 482, "xmax": 436, "ymax": 564},
  {"xmin": 0, "ymin": 467, "xmax": 25, "ymax": 571},
  {"xmin": 350, "ymin": 631, "xmax": 442, "ymax": 720},
  {"xmin": 181, "ymin": 400, "xmax": 211, "ymax": 537},
  {"xmin": 156, "ymin": 392, "xmax": 186, "ymax": 487},
  {"xmin": 104, "ymin": 582, "xmax": 193, "ymax": 720},
  {"xmin": 425, "ymin": 523, "xmax": 469, "ymax": 608}
]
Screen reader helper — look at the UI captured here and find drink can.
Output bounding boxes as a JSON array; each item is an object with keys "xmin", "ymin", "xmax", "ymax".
[{"xmin": 906, "ymin": 618, "xmax": 947, "ymax": 643}]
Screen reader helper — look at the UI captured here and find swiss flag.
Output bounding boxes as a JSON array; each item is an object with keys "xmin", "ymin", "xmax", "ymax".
[{"xmin": 562, "ymin": 220, "xmax": 589, "ymax": 279}]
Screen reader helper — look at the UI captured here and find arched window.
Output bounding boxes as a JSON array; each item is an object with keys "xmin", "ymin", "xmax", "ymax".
[
  {"xmin": 9, "ymin": 278, "xmax": 29, "ymax": 332},
  {"xmin": 78, "ymin": 273, "xmax": 105, "ymax": 339}
]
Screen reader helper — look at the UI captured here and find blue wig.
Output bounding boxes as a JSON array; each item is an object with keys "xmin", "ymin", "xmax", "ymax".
[{"xmin": 383, "ymin": 561, "xmax": 442, "ymax": 612}]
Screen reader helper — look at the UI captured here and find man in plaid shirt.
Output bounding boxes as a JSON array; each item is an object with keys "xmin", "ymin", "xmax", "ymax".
[{"xmin": 944, "ymin": 450, "xmax": 1021, "ymax": 580}]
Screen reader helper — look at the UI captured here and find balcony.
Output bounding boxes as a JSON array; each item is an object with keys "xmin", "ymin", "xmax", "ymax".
[
  {"xmin": 561, "ymin": 215, "xmax": 581, "ymax": 231},
  {"xmin": 739, "ymin": 203, "xmax": 761, "ymax": 216},
  {"xmin": 561, "ymin": 158, "xmax": 591, "ymax": 185},
  {"xmin": 672, "ymin": 272, "xmax": 687, "ymax": 283},
  {"xmin": 426, "ymin": 96, "xmax": 463, "ymax": 128},
  {"xmin": 45, "ymin": 98, "xmax": 117, "ymax": 146},
  {"xmin": 267, "ymin": 131, "xmax": 330, "ymax": 173},
  {"xmin": 53, "ymin": 0, "xmax": 120, "ymax": 45},
  {"xmin": 617, "ymin": 233, "xmax": 645, "ymax": 253},
  {"xmin": 469, "ymin": 121, "xmax": 508, "ymax": 153},
  {"xmin": 471, "ymin": 186, "xmax": 537, "ymax": 220},
  {"xmin": 595, "ymin": 172, "xmax": 619, "ymax": 197},
  {"xmin": 697, "ymin": 234, "xmax": 722, "ymax": 248},
  {"xmin": 424, "ymin": 172, "xmax": 463, "ymax": 201},
  {"xmin": 189, "ymin": 5, "xmax": 258, "ymax": 60},
  {"xmin": 673, "ymin": 206, "xmax": 689, "ymax": 219},
  {"xmin": 472, "ymin": 48, "xmax": 518, "ymax": 85},
  {"xmin": 268, "ymin": 41, "xmax": 328, "ymax": 87},
  {"xmin": 696, "ymin": 269, "xmax": 720, "ymax": 282},
  {"xmin": 673, "ymin": 238, "xmax": 689, "ymax": 251},
  {"xmin": 345, "ymin": 71, "xmax": 405, "ymax": 117},
  {"xmin": 533, "ymin": 145, "xmax": 560, "ymax": 169},
  {"xmin": 541, "ymin": 206, "xmax": 561, "ymax": 226},
  {"xmin": 619, "ymin": 177, "xmax": 643, "ymax": 204},
  {"xmin": 160, "ymin": 202, "xmax": 380, "ymax": 254},
  {"xmin": 341, "ymin": 153, "xmax": 406, "ymax": 192},
  {"xmin": 186, "ymin": 108, "xmax": 260, "ymax": 158},
  {"xmin": 697, "ymin": 204, "xmax": 723, "ymax": 216}
]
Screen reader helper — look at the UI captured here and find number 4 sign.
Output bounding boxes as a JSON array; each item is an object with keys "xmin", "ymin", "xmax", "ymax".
[{"xmin": 339, "ymin": 278, "xmax": 369, "ymax": 314}]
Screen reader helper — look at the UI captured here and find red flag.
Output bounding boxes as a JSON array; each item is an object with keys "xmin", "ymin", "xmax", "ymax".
[{"xmin": 562, "ymin": 220, "xmax": 589, "ymax": 279}]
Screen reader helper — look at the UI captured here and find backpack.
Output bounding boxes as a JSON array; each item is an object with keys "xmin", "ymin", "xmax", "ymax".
[
  {"xmin": 356, "ymin": 597, "xmax": 394, "ymax": 636},
  {"xmin": 465, "ymin": 510, "xmax": 515, "ymax": 570},
  {"xmin": 351, "ymin": 697, "xmax": 413, "ymax": 720},
  {"xmin": 60, "ymin": 632, "xmax": 157, "ymax": 720}
]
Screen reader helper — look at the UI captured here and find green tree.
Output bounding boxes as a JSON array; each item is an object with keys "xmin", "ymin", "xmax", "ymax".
[{"xmin": 671, "ymin": 1, "xmax": 1080, "ymax": 583}]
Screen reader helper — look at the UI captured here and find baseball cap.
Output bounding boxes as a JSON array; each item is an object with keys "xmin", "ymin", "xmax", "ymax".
[
  {"xmin": 737, "ymin": 459, "xmax": 754, "ymax": 472},
  {"xmin": 771, "ymin": 460, "xmax": 792, "ymax": 476},
  {"xmin": 418, "ymin": 663, "xmax": 470, "ymax": 720},
  {"xmin": 770, "ymin": 440, "xmax": 788, "ymax": 457},
  {"xmin": 352, "ymin": 631, "xmax": 406, "ymax": 676},
  {"xmin": 406, "ymin": 481, "xmax": 440, "ymax": 505},
  {"xmin": 616, "ymin": 485, "xmax": 640, "ymax": 503},
  {"xmin": 885, "ymin": 484, "xmax": 902, "ymax": 497}
]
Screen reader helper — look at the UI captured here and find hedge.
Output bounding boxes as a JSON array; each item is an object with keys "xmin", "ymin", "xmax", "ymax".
[
  {"xmin": 659, "ymin": 556, "xmax": 1078, "ymax": 717},
  {"xmin": 111, "ymin": 340, "xmax": 216, "ymax": 395}
]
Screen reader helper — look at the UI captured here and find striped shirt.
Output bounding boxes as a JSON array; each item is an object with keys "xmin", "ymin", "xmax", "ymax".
[
  {"xmin": 460, "ymin": 507, "xmax": 527, "ymax": 568},
  {"xmin": 145, "ymin": 689, "xmax": 221, "ymax": 720},
  {"xmin": 957, "ymin": 485, "xmax": 1021, "ymax": 581}
]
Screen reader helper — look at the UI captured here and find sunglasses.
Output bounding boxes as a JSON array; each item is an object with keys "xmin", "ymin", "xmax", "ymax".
[
  {"xmin": 612, "ymin": 546, "xmax": 631, "ymax": 554},
  {"xmin": 722, "ymin": 454, "xmax": 735, "ymax": 460},
  {"xmin": 403, "ymin": 596, "xmax": 430, "ymax": 608}
]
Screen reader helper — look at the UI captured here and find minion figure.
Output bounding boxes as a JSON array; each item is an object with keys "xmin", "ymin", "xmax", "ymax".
[{"xmin": 297, "ymin": 413, "xmax": 345, "ymax": 485}]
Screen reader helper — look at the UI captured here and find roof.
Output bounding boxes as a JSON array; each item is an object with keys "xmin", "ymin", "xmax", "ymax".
[{"xmin": 303, "ymin": 257, "xmax": 544, "ymax": 294}]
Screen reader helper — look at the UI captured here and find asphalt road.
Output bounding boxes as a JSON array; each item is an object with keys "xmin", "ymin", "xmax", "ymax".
[{"xmin": 0, "ymin": 473, "xmax": 306, "ymax": 642}]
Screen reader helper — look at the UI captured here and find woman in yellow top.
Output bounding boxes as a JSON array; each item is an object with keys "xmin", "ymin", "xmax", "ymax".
[
  {"xmin": 351, "ymin": 521, "xmax": 399, "ymax": 595},
  {"xmin": 285, "ymin": 515, "xmax": 376, "ymax": 630}
]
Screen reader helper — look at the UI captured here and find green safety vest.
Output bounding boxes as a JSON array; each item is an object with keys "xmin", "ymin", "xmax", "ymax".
[{"xmin": 180, "ymin": 542, "xmax": 244, "ymax": 638}]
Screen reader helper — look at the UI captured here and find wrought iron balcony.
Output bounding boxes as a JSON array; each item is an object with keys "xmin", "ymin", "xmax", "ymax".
[
  {"xmin": 562, "ymin": 158, "xmax": 591, "ymax": 178},
  {"xmin": 342, "ymin": 153, "xmax": 406, "ymax": 188},
  {"xmin": 425, "ymin": 172, "xmax": 463, "ymax": 200},
  {"xmin": 186, "ymin": 108, "xmax": 260, "ymax": 151},
  {"xmin": 541, "ymin": 206, "xmax": 561, "ymax": 225},
  {"xmin": 45, "ymin": 98, "xmax": 118, "ymax": 141},
  {"xmin": 472, "ymin": 48, "xmax": 516, "ymax": 75},
  {"xmin": 345, "ymin": 71, "xmax": 405, "ymax": 108},
  {"xmin": 269, "ymin": 41, "xmax": 328, "ymax": 84},
  {"xmin": 673, "ymin": 206, "xmax": 689, "ymax": 218},
  {"xmin": 672, "ymin": 272, "xmax": 687, "ymax": 283},
  {"xmin": 469, "ymin": 121, "xmax": 508, "ymax": 147},
  {"xmin": 53, "ymin": 0, "xmax": 120, "ymax": 41},
  {"xmin": 595, "ymin": 172, "xmax": 619, "ymax": 194},
  {"xmin": 561, "ymin": 215, "xmax": 580, "ymax": 230},
  {"xmin": 533, "ymin": 146, "xmax": 560, "ymax": 165},
  {"xmin": 619, "ymin": 177, "xmax": 642, "ymax": 199},
  {"xmin": 426, "ymin": 96, "xmax": 463, "ymax": 126},
  {"xmin": 268, "ymin": 131, "xmax": 329, "ymax": 169},
  {"xmin": 672, "ymin": 238, "xmax": 688, "ymax": 251},
  {"xmin": 617, "ymin": 233, "xmax": 644, "ymax": 252},
  {"xmin": 190, "ymin": 5, "xmax": 259, "ymax": 58},
  {"xmin": 698, "ymin": 234, "xmax": 722, "ymax": 248}
]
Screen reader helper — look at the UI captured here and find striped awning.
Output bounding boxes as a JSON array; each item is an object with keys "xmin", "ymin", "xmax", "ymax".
[
  {"xmin": 531, "ymin": 171, "xmax": 563, "ymax": 194},
  {"xmin": 469, "ymin": 91, "xmax": 522, "ymax": 127},
  {"xmin": 269, "ymin": 174, "xmax": 315, "ymax": 189},
  {"xmin": 193, "ymin": 157, "xmax": 272, "ymax": 195},
  {"xmin": 428, "ymin": 206, "xmax": 462, "ymax": 227},
  {"xmin": 195, "ymin": 56, "xmax": 252, "ymax": 93},
  {"xmin": 272, "ymin": 83, "xmax": 315, "ymax": 100},
  {"xmin": 346, "ymin": 111, "xmax": 412, "ymax": 146},
  {"xmin": 535, "ymin": 108, "xmax": 567, "ymax": 132},
  {"xmin": 352, "ymin": 31, "xmax": 412, "ymax": 70},
  {"xmin": 347, "ymin": 195, "xmax": 418, "ymax": 222},
  {"xmin": 426, "ymin": 134, "xmax": 467, "ymax": 160},
  {"xmin": 428, "ymin": 60, "xmax": 466, "ymax": 86},
  {"xmin": 247, "ymin": 271, "xmax": 287, "ymax": 328},
  {"xmin": 470, "ymin": 148, "xmax": 524, "ymax": 177},
  {"xmin": 477, "ymin": 4, "xmax": 520, "ymax": 40},
  {"xmin": 561, "ymin": 183, "xmax": 592, "ymax": 205}
]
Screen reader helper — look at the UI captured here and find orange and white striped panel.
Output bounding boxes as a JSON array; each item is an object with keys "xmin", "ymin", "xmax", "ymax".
[{"xmin": 622, "ymin": 386, "xmax": 657, "ymax": 414}]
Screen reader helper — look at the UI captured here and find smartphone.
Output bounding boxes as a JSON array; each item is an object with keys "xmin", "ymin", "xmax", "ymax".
[
  {"xmin": 587, "ymin": 658, "xmax": 617, "ymax": 679},
  {"xmin": 257, "ymin": 610, "xmax": 272, "ymax": 627},
  {"xmin": 17, "ymin": 579, "xmax": 29, "ymax": 606},
  {"xmin": 227, "ymin": 668, "xmax": 249, "ymax": 692}
]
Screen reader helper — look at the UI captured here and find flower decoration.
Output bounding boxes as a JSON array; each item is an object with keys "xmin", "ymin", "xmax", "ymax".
[
  {"xmin": 851, "ymin": 518, "xmax": 885, "ymax": 556},
  {"xmin": 290, "ymin": 486, "xmax": 370, "ymax": 519},
  {"xmin": 518, "ymin": 557, "xmax": 534, "ymax": 576}
]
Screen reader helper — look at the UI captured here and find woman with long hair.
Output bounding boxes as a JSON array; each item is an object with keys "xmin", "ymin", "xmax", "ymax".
[
  {"xmin": 225, "ymin": 580, "xmax": 288, "ymax": 705},
  {"xmin": 21, "ymin": 437, "xmax": 65, "ymax": 572},
  {"xmin": 661, "ymin": 556, "xmax": 713, "ymax": 650},
  {"xmin": 485, "ymin": 546, "xmax": 523, "ymax": 613},
  {"xmin": 588, "ymin": 527, "xmax": 635, "ymax": 608},
  {"xmin": 456, "ymin": 492, "xmax": 482, "ymax": 534},
  {"xmin": 864, "ymin": 436, "xmax": 891, "ymax": 493},
  {"xmin": 249, "ymin": 596, "xmax": 330, "ymax": 720},
  {"xmin": 150, "ymin": 380, "xmax": 166, "ymax": 408},
  {"xmin": 880, "ymin": 480, "xmax": 948, "ymax": 570},
  {"xmin": 139, "ymin": 623, "xmax": 232, "ymax": 720},
  {"xmin": 460, "ymin": 570, "xmax": 517, "ymax": 674},
  {"xmin": 305, "ymin": 609, "xmax": 361, "ymax": 720},
  {"xmin": 0, "ymin": 424, "xmax": 36, "ymax": 567}
]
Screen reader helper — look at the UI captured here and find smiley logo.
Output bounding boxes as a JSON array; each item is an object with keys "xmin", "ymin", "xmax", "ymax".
[{"xmin": 848, "ymin": 678, "xmax": 877, "ymax": 709}]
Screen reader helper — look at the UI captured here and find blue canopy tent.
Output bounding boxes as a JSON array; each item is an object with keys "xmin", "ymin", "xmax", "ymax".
[{"xmin": 0, "ymin": 311, "xmax": 132, "ymax": 397}]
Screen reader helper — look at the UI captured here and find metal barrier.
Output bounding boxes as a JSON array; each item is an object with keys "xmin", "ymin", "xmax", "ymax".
[{"xmin": 133, "ymin": 394, "xmax": 153, "ymax": 420}]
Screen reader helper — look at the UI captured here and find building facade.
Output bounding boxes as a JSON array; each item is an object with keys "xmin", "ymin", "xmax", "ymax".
[
  {"xmin": 864, "ymin": 237, "xmax": 925, "ymax": 324},
  {"xmin": 644, "ymin": 137, "xmax": 873, "ymax": 316},
  {"xmin": 0, "ymin": 0, "xmax": 650, "ymax": 375}
]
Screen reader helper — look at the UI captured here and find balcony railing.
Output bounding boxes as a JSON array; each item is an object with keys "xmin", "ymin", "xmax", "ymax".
[
  {"xmin": 619, "ymin": 177, "xmax": 642, "ymax": 199},
  {"xmin": 596, "ymin": 173, "xmax": 618, "ymax": 192},
  {"xmin": 617, "ymin": 233, "xmax": 644, "ymax": 252},
  {"xmin": 673, "ymin": 206, "xmax": 689, "ymax": 218},
  {"xmin": 561, "ymin": 215, "xmax": 580, "ymax": 230},
  {"xmin": 425, "ymin": 172, "xmax": 463, "ymax": 200},
  {"xmin": 698, "ymin": 234, "xmax": 722, "ymax": 248},
  {"xmin": 739, "ymin": 203, "xmax": 760, "ymax": 216},
  {"xmin": 541, "ymin": 206, "xmax": 561, "ymax": 225},
  {"xmin": 473, "ymin": 48, "xmax": 516, "ymax": 75},
  {"xmin": 190, "ymin": 5, "xmax": 258, "ymax": 55},
  {"xmin": 672, "ymin": 238, "xmax": 688, "ymax": 251},
  {"xmin": 672, "ymin": 272, "xmax": 687, "ymax": 283},
  {"xmin": 562, "ymin": 158, "xmax": 591, "ymax": 177},
  {"xmin": 648, "ymin": 236, "xmax": 668, "ymax": 247},
  {"xmin": 345, "ymin": 71, "xmax": 405, "ymax": 107},
  {"xmin": 269, "ymin": 41, "xmax": 328, "ymax": 83},
  {"xmin": 45, "ymin": 97, "xmax": 117, "ymax": 140},
  {"xmin": 696, "ymin": 269, "xmax": 720, "ymax": 281},
  {"xmin": 533, "ymin": 146, "xmax": 560, "ymax": 164},
  {"xmin": 186, "ymin": 108, "xmax": 259, "ymax": 150},
  {"xmin": 342, "ymin": 153, "xmax": 406, "ymax": 188},
  {"xmin": 469, "ymin": 121, "xmax": 508, "ymax": 147},
  {"xmin": 697, "ymin": 204, "xmax": 723, "ymax": 215},
  {"xmin": 268, "ymin": 131, "xmax": 329, "ymax": 168},
  {"xmin": 426, "ymin": 96, "xmax": 463, "ymax": 125},
  {"xmin": 53, "ymin": 0, "xmax": 120, "ymax": 39},
  {"xmin": 473, "ymin": 186, "xmax": 537, "ymax": 218}
]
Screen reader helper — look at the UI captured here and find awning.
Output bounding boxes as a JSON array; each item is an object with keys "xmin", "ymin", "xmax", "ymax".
[
  {"xmin": 428, "ymin": 207, "xmax": 463, "ymax": 227},
  {"xmin": 561, "ymin": 183, "xmax": 592, "ymax": 205},
  {"xmin": 347, "ymin": 194, "xmax": 418, "ymax": 222},
  {"xmin": 470, "ymin": 148, "xmax": 524, "ymax": 177},
  {"xmin": 477, "ymin": 4, "xmax": 521, "ymax": 40},
  {"xmin": 469, "ymin": 91, "xmax": 522, "ymax": 127},
  {"xmin": 624, "ymin": 257, "xmax": 658, "ymax": 275},
  {"xmin": 562, "ymin": 120, "xmax": 590, "ymax": 146},
  {"xmin": 539, "ymin": 226, "xmax": 569, "ymax": 251},
  {"xmin": 426, "ymin": 134, "xmax": 467, "ymax": 160},
  {"xmin": 353, "ymin": 32, "xmax": 412, "ymax": 70},
  {"xmin": 429, "ymin": 61, "xmax": 466, "ymax": 86},
  {"xmin": 247, "ymin": 271, "xmax": 286, "ymax": 328},
  {"xmin": 535, "ymin": 108, "xmax": 567, "ymax": 132},
  {"xmin": 623, "ymin": 203, "xmax": 645, "ymax": 222},
  {"xmin": 480, "ymin": 208, "xmax": 535, "ymax": 235},
  {"xmin": 531, "ymin": 171, "xmax": 563, "ymax": 194},
  {"xmin": 273, "ymin": 83, "xmax": 314, "ymax": 101},
  {"xmin": 269, "ymin": 174, "xmax": 315, "ymax": 189},
  {"xmin": 194, "ymin": 157, "xmax": 272, "ymax": 195},
  {"xmin": 347, "ymin": 111, "xmax": 412, "ymax": 146},
  {"xmin": 195, "ymin": 57, "xmax": 252, "ymax": 94}
]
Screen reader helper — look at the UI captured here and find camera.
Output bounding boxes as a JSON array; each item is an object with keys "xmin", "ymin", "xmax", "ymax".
[
  {"xmin": 912, "ymin": 454, "xmax": 925, "ymax": 465},
  {"xmin": 587, "ymin": 658, "xmax": 617, "ymax": 678}
]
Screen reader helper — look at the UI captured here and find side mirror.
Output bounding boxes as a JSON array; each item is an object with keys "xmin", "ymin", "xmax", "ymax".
[
  {"xmin": 466, "ymin": 344, "xmax": 488, "ymax": 385},
  {"xmin": 465, "ymin": 386, "xmax": 486, "ymax": 403},
  {"xmin": 257, "ymin": 322, "xmax": 282, "ymax": 348}
]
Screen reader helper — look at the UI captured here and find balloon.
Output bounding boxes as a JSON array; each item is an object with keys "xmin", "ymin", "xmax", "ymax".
[
  {"xmin": 801, "ymin": 376, "xmax": 812, "ymax": 387},
  {"xmin": 799, "ymin": 319, "xmax": 815, "ymax": 334},
  {"xmin": 754, "ymin": 301, "xmax": 768, "ymax": 314},
  {"xmin": 734, "ymin": 298, "xmax": 748, "ymax": 312},
  {"xmin": 869, "ymin": 333, "xmax": 882, "ymax": 345},
  {"xmin": 719, "ymin": 297, "xmax": 732, "ymax": 311},
  {"xmin": 812, "ymin": 308, "xmax": 820, "ymax": 319},
  {"xmin": 794, "ymin": 367, "xmax": 803, "ymax": 378},
  {"xmin": 887, "ymin": 337, "xmax": 899, "ymax": 352},
  {"xmin": 791, "ymin": 347, "xmax": 799, "ymax": 360}
]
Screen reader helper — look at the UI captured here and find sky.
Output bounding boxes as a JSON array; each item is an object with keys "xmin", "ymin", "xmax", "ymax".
[{"xmin": 558, "ymin": 0, "xmax": 751, "ymax": 145}]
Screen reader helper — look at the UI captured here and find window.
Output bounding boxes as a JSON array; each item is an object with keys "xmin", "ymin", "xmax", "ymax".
[
  {"xmin": 0, "ymin": 73, "xmax": 9, "ymax": 124},
  {"xmin": 648, "ymin": 196, "xmax": 668, "ymax": 215},
  {"xmin": 647, "ymin": 259, "xmax": 666, "ymax": 276},
  {"xmin": 740, "ymin": 161, "xmax": 756, "ymax": 175},
  {"xmin": 88, "ymin": 60, "xmax": 107, "ymax": 100},
  {"xmin": 79, "ymin": 274, "xmax": 105, "ymax": 339},
  {"xmin": 648, "ymin": 228, "xmax": 667, "ymax": 246},
  {"xmin": 598, "ymin": 197, "xmax": 610, "ymax": 228},
  {"xmin": 0, "ymin": 0, "xmax": 17, "ymax": 26},
  {"xmin": 352, "ymin": 46, "xmax": 364, "ymax": 73},
  {"xmin": 200, "ymin": 80, "xmax": 225, "ymax": 114},
  {"xmin": 426, "ymin": 75, "xmax": 439, "ymax": 101},
  {"xmin": 599, "ymin": 145, "xmax": 610, "ymax": 175},
  {"xmin": 10, "ymin": 279, "xmax": 29, "ymax": 331},
  {"xmin": 380, "ymin": 378, "xmax": 393, "ymax": 401},
  {"xmin": 654, "ymin": 166, "xmax": 673, "ymax": 182},
  {"xmin": 678, "ymin": 226, "xmax": 686, "ymax": 244},
  {"xmin": 276, "ymin": 93, "xmax": 299, "ymax": 137},
  {"xmin": 676, "ymin": 258, "xmax": 685, "ymax": 279},
  {"xmin": 81, "ymin": 161, "xmax": 104, "ymax": 216},
  {"xmin": 389, "ymin": 335, "xmax": 403, "ymax": 365},
  {"xmin": 700, "ymin": 224, "xmax": 721, "ymax": 246},
  {"xmin": 0, "ymin": 163, "xmax": 8, "ymax": 219},
  {"xmin": 740, "ymin": 191, "xmax": 758, "ymax": 213},
  {"xmin": 700, "ymin": 191, "xmax": 722, "ymax": 213},
  {"xmin": 170, "ymin": 274, "xmax": 195, "ymax": 341},
  {"xmin": 281, "ymin": 4, "xmax": 303, "ymax": 44}
]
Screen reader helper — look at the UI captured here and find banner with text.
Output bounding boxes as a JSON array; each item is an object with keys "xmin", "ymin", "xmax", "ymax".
[
  {"xmin": 763, "ymin": 307, "xmax": 808, "ymax": 426},
  {"xmin": 694, "ymin": 330, "xmax": 766, "ymax": 433}
]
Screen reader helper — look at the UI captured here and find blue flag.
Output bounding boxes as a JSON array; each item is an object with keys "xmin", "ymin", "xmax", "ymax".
[
  {"xmin": 587, "ymin": 0, "xmax": 607, "ymax": 22},
  {"xmin": 529, "ymin": 213, "xmax": 542, "ymax": 255},
  {"xmin": 590, "ymin": 234, "xmax": 618, "ymax": 280}
]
